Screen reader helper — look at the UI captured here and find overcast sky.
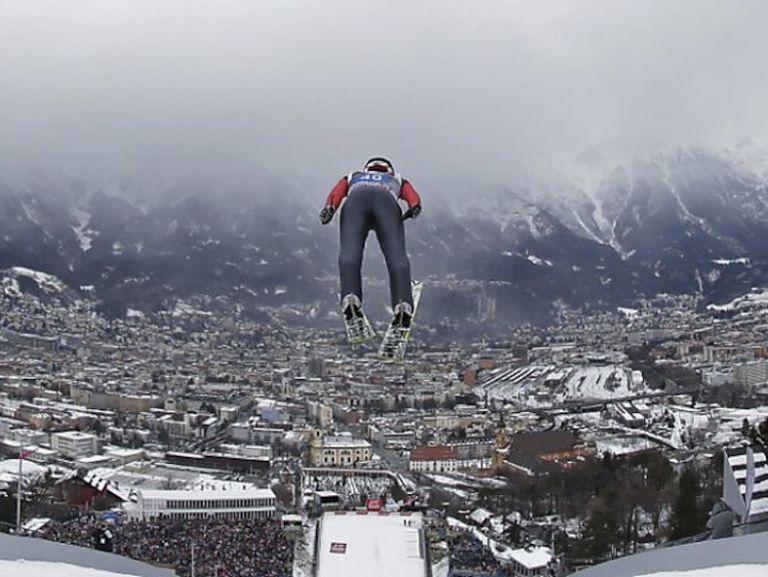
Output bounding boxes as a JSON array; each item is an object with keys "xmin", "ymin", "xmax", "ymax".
[{"xmin": 1, "ymin": 0, "xmax": 767, "ymax": 193}]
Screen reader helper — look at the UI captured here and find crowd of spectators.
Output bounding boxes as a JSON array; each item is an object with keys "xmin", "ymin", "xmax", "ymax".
[
  {"xmin": 449, "ymin": 531, "xmax": 502, "ymax": 577},
  {"xmin": 38, "ymin": 514, "xmax": 293, "ymax": 577}
]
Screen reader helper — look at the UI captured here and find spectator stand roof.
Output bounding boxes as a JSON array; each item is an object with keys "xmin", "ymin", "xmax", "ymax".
[
  {"xmin": 571, "ymin": 530, "xmax": 768, "ymax": 577},
  {"xmin": 0, "ymin": 533, "xmax": 174, "ymax": 577}
]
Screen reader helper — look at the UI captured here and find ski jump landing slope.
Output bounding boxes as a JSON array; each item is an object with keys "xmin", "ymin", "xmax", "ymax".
[
  {"xmin": 316, "ymin": 512, "xmax": 428, "ymax": 577},
  {"xmin": 572, "ymin": 531, "xmax": 768, "ymax": 577}
]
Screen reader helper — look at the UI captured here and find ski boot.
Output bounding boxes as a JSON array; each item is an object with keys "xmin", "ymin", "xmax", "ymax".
[
  {"xmin": 341, "ymin": 293, "xmax": 376, "ymax": 344},
  {"xmin": 390, "ymin": 301, "xmax": 413, "ymax": 329}
]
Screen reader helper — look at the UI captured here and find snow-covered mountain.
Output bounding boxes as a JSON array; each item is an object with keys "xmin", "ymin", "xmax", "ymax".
[{"xmin": 1, "ymin": 145, "xmax": 768, "ymax": 324}]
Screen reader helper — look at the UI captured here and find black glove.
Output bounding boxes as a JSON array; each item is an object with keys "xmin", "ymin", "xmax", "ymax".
[
  {"xmin": 319, "ymin": 206, "xmax": 335, "ymax": 225},
  {"xmin": 402, "ymin": 204, "xmax": 422, "ymax": 221}
]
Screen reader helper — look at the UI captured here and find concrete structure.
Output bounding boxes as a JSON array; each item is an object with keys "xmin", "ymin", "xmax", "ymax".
[
  {"xmin": 310, "ymin": 432, "xmax": 372, "ymax": 466},
  {"xmin": 572, "ymin": 531, "xmax": 768, "ymax": 577},
  {"xmin": 50, "ymin": 431, "xmax": 99, "ymax": 459},
  {"xmin": 734, "ymin": 361, "xmax": 768, "ymax": 387},
  {"xmin": 125, "ymin": 487, "xmax": 276, "ymax": 521},
  {"xmin": 0, "ymin": 534, "xmax": 174, "ymax": 577}
]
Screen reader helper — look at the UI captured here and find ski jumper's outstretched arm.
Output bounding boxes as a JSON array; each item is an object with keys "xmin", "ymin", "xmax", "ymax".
[
  {"xmin": 400, "ymin": 180, "xmax": 421, "ymax": 208},
  {"xmin": 325, "ymin": 177, "xmax": 349, "ymax": 209},
  {"xmin": 400, "ymin": 179, "xmax": 422, "ymax": 219},
  {"xmin": 320, "ymin": 177, "xmax": 349, "ymax": 224}
]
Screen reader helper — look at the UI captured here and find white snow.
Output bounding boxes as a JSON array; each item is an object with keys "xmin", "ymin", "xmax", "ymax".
[
  {"xmin": 708, "ymin": 288, "xmax": 768, "ymax": 312},
  {"xmin": 0, "ymin": 459, "xmax": 46, "ymax": 476},
  {"xmin": 6, "ymin": 267, "xmax": 67, "ymax": 294},
  {"xmin": 293, "ymin": 518, "xmax": 317, "ymax": 577},
  {"xmin": 317, "ymin": 513, "xmax": 425, "ymax": 577},
  {"xmin": 618, "ymin": 307, "xmax": 639, "ymax": 318},
  {"xmin": 711, "ymin": 257, "xmax": 750, "ymax": 265},
  {"xmin": 637, "ymin": 565, "xmax": 767, "ymax": 577},
  {"xmin": 0, "ymin": 560, "xmax": 143, "ymax": 577},
  {"xmin": 526, "ymin": 254, "xmax": 553, "ymax": 267},
  {"xmin": 171, "ymin": 301, "xmax": 212, "ymax": 317},
  {"xmin": 71, "ymin": 204, "xmax": 94, "ymax": 251},
  {"xmin": 563, "ymin": 366, "xmax": 636, "ymax": 400}
]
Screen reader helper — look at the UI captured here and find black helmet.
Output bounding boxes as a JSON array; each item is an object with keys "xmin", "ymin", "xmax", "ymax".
[{"xmin": 364, "ymin": 157, "xmax": 394, "ymax": 174}]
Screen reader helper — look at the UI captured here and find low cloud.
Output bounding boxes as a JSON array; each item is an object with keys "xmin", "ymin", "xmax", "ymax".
[{"xmin": 1, "ymin": 0, "xmax": 766, "ymax": 193}]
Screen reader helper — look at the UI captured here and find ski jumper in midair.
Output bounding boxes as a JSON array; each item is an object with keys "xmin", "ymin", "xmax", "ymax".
[{"xmin": 320, "ymin": 157, "xmax": 422, "ymax": 328}]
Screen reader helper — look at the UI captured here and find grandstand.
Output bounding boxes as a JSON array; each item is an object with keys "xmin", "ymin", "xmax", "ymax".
[{"xmin": 316, "ymin": 512, "xmax": 428, "ymax": 577}]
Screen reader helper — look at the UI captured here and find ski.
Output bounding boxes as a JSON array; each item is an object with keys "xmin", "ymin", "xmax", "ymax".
[
  {"xmin": 345, "ymin": 312, "xmax": 377, "ymax": 345},
  {"xmin": 378, "ymin": 280, "xmax": 423, "ymax": 361},
  {"xmin": 341, "ymin": 295, "xmax": 377, "ymax": 345}
]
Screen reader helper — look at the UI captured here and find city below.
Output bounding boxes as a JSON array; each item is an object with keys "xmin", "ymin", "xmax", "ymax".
[{"xmin": 1, "ymin": 278, "xmax": 768, "ymax": 577}]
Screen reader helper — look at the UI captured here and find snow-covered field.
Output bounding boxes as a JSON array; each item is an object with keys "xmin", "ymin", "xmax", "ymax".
[
  {"xmin": 563, "ymin": 366, "xmax": 635, "ymax": 400},
  {"xmin": 476, "ymin": 363, "xmax": 644, "ymax": 406}
]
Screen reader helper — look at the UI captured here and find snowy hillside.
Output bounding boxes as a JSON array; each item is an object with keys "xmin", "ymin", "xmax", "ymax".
[
  {"xmin": 2, "ymin": 145, "xmax": 768, "ymax": 322},
  {"xmin": 1, "ymin": 267, "xmax": 73, "ymax": 300}
]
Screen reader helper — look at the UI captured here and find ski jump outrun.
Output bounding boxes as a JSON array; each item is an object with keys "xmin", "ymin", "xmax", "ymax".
[{"xmin": 320, "ymin": 157, "xmax": 422, "ymax": 359}]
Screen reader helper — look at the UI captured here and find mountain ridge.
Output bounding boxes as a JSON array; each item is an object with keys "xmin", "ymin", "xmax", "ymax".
[{"xmin": 2, "ymin": 146, "xmax": 767, "ymax": 325}]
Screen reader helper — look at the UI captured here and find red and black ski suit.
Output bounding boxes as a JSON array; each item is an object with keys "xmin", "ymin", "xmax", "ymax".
[{"xmin": 323, "ymin": 170, "xmax": 421, "ymax": 308}]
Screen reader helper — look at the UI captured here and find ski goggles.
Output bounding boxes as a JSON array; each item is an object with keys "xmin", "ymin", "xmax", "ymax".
[{"xmin": 365, "ymin": 159, "xmax": 394, "ymax": 173}]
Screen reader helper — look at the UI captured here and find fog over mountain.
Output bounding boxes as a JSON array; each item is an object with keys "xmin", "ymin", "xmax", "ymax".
[
  {"xmin": 1, "ymin": 144, "xmax": 768, "ymax": 328},
  {"xmin": 1, "ymin": 2, "xmax": 768, "ymax": 325},
  {"xmin": 1, "ymin": 1, "xmax": 767, "ymax": 191}
]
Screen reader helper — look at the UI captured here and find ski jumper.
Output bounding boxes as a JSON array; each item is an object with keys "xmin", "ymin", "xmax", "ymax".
[{"xmin": 324, "ymin": 170, "xmax": 421, "ymax": 309}]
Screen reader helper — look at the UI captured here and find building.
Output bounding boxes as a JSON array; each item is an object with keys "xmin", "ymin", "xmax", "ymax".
[
  {"xmin": 507, "ymin": 545, "xmax": 555, "ymax": 577},
  {"xmin": 50, "ymin": 431, "xmax": 100, "ymax": 459},
  {"xmin": 409, "ymin": 445, "xmax": 459, "ymax": 473},
  {"xmin": 310, "ymin": 432, "xmax": 372, "ymax": 466},
  {"xmin": 57, "ymin": 470, "xmax": 128, "ymax": 508},
  {"xmin": 502, "ymin": 430, "xmax": 591, "ymax": 476},
  {"xmin": 125, "ymin": 487, "xmax": 276, "ymax": 521},
  {"xmin": 734, "ymin": 361, "xmax": 768, "ymax": 387}
]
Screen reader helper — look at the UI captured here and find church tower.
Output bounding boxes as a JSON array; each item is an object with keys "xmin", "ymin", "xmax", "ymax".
[{"xmin": 492, "ymin": 417, "xmax": 510, "ymax": 474}]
